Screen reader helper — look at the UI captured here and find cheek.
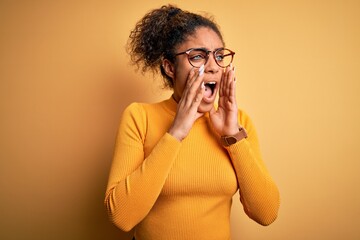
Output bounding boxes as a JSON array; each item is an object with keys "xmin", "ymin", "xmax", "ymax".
[
  {"xmin": 217, "ymin": 69, "xmax": 224, "ymax": 79},
  {"xmin": 173, "ymin": 76, "xmax": 186, "ymax": 98},
  {"xmin": 174, "ymin": 67, "xmax": 190, "ymax": 91}
]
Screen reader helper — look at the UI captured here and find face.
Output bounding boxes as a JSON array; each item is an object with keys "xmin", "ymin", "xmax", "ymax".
[{"xmin": 166, "ymin": 27, "xmax": 225, "ymax": 113}]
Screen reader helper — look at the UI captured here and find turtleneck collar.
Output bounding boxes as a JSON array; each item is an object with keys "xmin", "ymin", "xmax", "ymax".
[{"xmin": 161, "ymin": 96, "xmax": 210, "ymax": 123}]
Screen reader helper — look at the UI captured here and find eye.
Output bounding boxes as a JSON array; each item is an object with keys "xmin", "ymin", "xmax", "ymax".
[
  {"xmin": 215, "ymin": 49, "xmax": 233, "ymax": 63},
  {"xmin": 215, "ymin": 54, "xmax": 224, "ymax": 62},
  {"xmin": 189, "ymin": 54, "xmax": 206, "ymax": 61},
  {"xmin": 189, "ymin": 50, "xmax": 206, "ymax": 62}
]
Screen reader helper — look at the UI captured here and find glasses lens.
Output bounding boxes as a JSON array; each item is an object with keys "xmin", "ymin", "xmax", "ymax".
[
  {"xmin": 188, "ymin": 49, "xmax": 207, "ymax": 67},
  {"xmin": 215, "ymin": 49, "xmax": 234, "ymax": 67}
]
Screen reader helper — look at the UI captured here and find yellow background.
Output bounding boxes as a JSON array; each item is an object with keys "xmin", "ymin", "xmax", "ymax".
[{"xmin": 1, "ymin": 0, "xmax": 359, "ymax": 239}]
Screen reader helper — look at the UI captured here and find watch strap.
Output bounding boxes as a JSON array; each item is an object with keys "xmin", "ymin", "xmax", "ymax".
[{"xmin": 220, "ymin": 128, "xmax": 248, "ymax": 147}]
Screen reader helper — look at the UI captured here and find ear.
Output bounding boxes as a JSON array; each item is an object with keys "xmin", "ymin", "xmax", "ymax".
[{"xmin": 162, "ymin": 59, "xmax": 175, "ymax": 79}]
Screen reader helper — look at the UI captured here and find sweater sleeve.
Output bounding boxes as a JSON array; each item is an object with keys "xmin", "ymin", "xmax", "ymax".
[
  {"xmin": 227, "ymin": 110, "xmax": 280, "ymax": 226},
  {"xmin": 104, "ymin": 103, "xmax": 181, "ymax": 231}
]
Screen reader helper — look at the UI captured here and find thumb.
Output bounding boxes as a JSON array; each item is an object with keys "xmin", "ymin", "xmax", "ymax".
[
  {"xmin": 209, "ymin": 105, "xmax": 217, "ymax": 117},
  {"xmin": 195, "ymin": 112, "xmax": 204, "ymax": 120}
]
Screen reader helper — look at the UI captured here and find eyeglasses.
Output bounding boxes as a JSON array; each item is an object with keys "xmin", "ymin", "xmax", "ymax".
[{"xmin": 174, "ymin": 48, "xmax": 235, "ymax": 68}]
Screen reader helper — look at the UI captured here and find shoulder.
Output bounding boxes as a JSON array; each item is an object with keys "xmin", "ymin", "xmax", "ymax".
[
  {"xmin": 122, "ymin": 102, "xmax": 146, "ymax": 120},
  {"xmin": 117, "ymin": 102, "xmax": 150, "ymax": 140},
  {"xmin": 237, "ymin": 108, "xmax": 257, "ymax": 135},
  {"xmin": 124, "ymin": 100, "xmax": 165, "ymax": 113},
  {"xmin": 121, "ymin": 100, "xmax": 169, "ymax": 122},
  {"xmin": 237, "ymin": 108, "xmax": 251, "ymax": 124}
]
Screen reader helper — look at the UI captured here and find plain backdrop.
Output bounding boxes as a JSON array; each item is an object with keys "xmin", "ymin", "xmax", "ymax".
[{"xmin": 1, "ymin": 0, "xmax": 359, "ymax": 239}]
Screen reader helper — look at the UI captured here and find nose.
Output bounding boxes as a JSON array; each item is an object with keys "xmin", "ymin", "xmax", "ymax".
[{"xmin": 204, "ymin": 52, "xmax": 219, "ymax": 73}]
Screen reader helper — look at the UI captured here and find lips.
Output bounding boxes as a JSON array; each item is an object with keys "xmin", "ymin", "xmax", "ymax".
[{"xmin": 203, "ymin": 81, "xmax": 217, "ymax": 103}]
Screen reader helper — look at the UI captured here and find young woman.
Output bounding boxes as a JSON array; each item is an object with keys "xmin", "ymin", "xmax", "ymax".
[{"xmin": 105, "ymin": 5, "xmax": 280, "ymax": 240}]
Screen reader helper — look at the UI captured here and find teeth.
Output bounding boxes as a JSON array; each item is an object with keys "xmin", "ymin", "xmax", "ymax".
[{"xmin": 206, "ymin": 81, "xmax": 216, "ymax": 85}]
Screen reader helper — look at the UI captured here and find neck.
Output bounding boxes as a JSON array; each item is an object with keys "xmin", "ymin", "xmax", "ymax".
[{"xmin": 171, "ymin": 94, "xmax": 179, "ymax": 103}]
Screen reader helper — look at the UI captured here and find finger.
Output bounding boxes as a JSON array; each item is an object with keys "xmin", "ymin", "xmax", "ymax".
[
  {"xmin": 228, "ymin": 75, "xmax": 236, "ymax": 102},
  {"xmin": 209, "ymin": 104, "xmax": 216, "ymax": 116},
  {"xmin": 192, "ymin": 65, "xmax": 205, "ymax": 90},
  {"xmin": 181, "ymin": 67, "xmax": 197, "ymax": 98},
  {"xmin": 189, "ymin": 64, "xmax": 204, "ymax": 87},
  {"xmin": 219, "ymin": 68, "xmax": 226, "ymax": 97},
  {"xmin": 225, "ymin": 66, "xmax": 232, "ymax": 97},
  {"xmin": 179, "ymin": 68, "xmax": 199, "ymax": 108},
  {"xmin": 228, "ymin": 65, "xmax": 236, "ymax": 95},
  {"xmin": 226, "ymin": 68, "xmax": 237, "ymax": 107},
  {"xmin": 230, "ymin": 67, "xmax": 236, "ymax": 99},
  {"xmin": 192, "ymin": 82, "xmax": 205, "ymax": 105},
  {"xmin": 183, "ymin": 65, "xmax": 204, "ymax": 104}
]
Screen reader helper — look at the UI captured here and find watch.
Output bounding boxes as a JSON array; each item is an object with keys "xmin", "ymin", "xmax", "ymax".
[{"xmin": 220, "ymin": 128, "xmax": 248, "ymax": 147}]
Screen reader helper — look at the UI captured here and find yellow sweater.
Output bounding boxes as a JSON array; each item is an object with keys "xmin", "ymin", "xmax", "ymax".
[{"xmin": 105, "ymin": 97, "xmax": 280, "ymax": 240}]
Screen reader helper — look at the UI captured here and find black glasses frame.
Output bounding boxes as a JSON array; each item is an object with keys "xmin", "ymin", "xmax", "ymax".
[{"xmin": 174, "ymin": 47, "xmax": 235, "ymax": 68}]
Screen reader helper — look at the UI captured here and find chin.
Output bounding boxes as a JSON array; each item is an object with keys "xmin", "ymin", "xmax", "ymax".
[{"xmin": 198, "ymin": 101, "xmax": 214, "ymax": 113}]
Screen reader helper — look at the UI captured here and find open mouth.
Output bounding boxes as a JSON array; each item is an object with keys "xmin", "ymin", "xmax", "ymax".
[{"xmin": 204, "ymin": 81, "xmax": 216, "ymax": 98}]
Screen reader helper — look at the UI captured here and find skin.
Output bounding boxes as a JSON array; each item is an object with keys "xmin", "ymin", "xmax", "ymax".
[{"xmin": 163, "ymin": 27, "xmax": 241, "ymax": 142}]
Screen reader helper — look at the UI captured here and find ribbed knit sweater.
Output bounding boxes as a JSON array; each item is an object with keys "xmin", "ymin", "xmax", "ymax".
[{"xmin": 105, "ymin": 97, "xmax": 280, "ymax": 240}]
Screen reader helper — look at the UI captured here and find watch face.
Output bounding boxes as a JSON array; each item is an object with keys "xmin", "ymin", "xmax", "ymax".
[
  {"xmin": 227, "ymin": 136, "xmax": 237, "ymax": 145},
  {"xmin": 221, "ymin": 128, "xmax": 247, "ymax": 146}
]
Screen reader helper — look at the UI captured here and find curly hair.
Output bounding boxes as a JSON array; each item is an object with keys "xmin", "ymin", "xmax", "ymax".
[{"xmin": 127, "ymin": 5, "xmax": 224, "ymax": 88}]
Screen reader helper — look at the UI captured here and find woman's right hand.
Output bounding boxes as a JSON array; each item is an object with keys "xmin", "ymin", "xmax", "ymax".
[{"xmin": 167, "ymin": 66, "xmax": 205, "ymax": 141}]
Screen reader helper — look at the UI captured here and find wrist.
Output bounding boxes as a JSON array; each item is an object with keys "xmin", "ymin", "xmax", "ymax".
[
  {"xmin": 221, "ymin": 124, "xmax": 242, "ymax": 136},
  {"xmin": 167, "ymin": 128, "xmax": 185, "ymax": 142},
  {"xmin": 220, "ymin": 127, "xmax": 247, "ymax": 147},
  {"xmin": 223, "ymin": 127, "xmax": 241, "ymax": 136}
]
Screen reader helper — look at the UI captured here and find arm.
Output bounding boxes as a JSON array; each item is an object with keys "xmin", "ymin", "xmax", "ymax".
[
  {"xmin": 209, "ymin": 65, "xmax": 279, "ymax": 225},
  {"xmin": 227, "ymin": 112, "xmax": 280, "ymax": 226},
  {"xmin": 105, "ymin": 65, "xmax": 205, "ymax": 231},
  {"xmin": 104, "ymin": 103, "xmax": 181, "ymax": 231}
]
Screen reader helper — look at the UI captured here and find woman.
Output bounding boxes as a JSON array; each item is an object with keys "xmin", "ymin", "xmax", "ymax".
[{"xmin": 105, "ymin": 5, "xmax": 280, "ymax": 240}]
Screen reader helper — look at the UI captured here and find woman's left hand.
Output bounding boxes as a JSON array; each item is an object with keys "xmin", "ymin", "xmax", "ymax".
[{"xmin": 209, "ymin": 65, "xmax": 240, "ymax": 136}]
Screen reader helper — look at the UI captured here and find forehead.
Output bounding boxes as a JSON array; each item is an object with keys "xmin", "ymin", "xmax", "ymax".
[{"xmin": 177, "ymin": 27, "xmax": 224, "ymax": 51}]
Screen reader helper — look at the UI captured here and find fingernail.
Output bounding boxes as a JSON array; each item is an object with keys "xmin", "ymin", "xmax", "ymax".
[{"xmin": 199, "ymin": 64, "xmax": 205, "ymax": 76}]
